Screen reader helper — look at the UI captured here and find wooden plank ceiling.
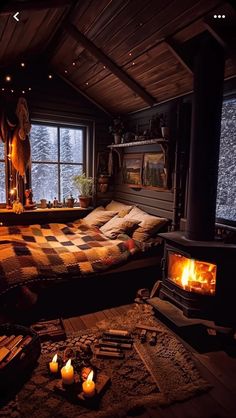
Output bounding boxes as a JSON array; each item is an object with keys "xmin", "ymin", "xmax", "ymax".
[{"xmin": 0, "ymin": 0, "xmax": 236, "ymax": 114}]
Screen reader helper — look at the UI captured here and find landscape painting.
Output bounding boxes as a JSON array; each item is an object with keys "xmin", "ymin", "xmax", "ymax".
[
  {"xmin": 143, "ymin": 152, "xmax": 167, "ymax": 189},
  {"xmin": 123, "ymin": 154, "xmax": 143, "ymax": 187}
]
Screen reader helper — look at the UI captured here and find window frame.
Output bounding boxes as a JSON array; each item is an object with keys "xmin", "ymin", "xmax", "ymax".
[
  {"xmin": 215, "ymin": 94, "xmax": 236, "ymax": 228},
  {"xmin": 30, "ymin": 120, "xmax": 88, "ymax": 202}
]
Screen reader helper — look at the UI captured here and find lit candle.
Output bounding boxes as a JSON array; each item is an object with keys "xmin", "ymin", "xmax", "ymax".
[
  {"xmin": 10, "ymin": 189, "xmax": 15, "ymax": 204},
  {"xmin": 82, "ymin": 370, "xmax": 96, "ymax": 397},
  {"xmin": 49, "ymin": 354, "xmax": 58, "ymax": 374},
  {"xmin": 61, "ymin": 359, "xmax": 74, "ymax": 385}
]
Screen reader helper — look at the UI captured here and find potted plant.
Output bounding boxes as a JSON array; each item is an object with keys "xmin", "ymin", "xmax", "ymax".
[
  {"xmin": 73, "ymin": 173, "xmax": 94, "ymax": 208},
  {"xmin": 160, "ymin": 113, "xmax": 169, "ymax": 139},
  {"xmin": 108, "ymin": 117, "xmax": 125, "ymax": 144}
]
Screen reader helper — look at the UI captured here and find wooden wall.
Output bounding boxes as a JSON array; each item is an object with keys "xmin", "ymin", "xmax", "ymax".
[
  {"xmin": 0, "ymin": 62, "xmax": 111, "ymax": 180},
  {"xmin": 113, "ymin": 100, "xmax": 179, "ymax": 222},
  {"xmin": 27, "ymin": 72, "xmax": 112, "ymax": 178}
]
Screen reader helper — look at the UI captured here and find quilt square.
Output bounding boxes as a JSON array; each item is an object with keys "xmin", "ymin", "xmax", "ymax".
[
  {"xmin": 46, "ymin": 236, "xmax": 58, "ymax": 242},
  {"xmin": 22, "ymin": 235, "xmax": 36, "ymax": 243},
  {"xmin": 77, "ymin": 244, "xmax": 91, "ymax": 250},
  {"xmin": 8, "ymin": 226, "xmax": 21, "ymax": 234},
  {"xmin": 14, "ymin": 245, "xmax": 32, "ymax": 256},
  {"xmin": 61, "ymin": 241, "xmax": 74, "ymax": 246},
  {"xmin": 61, "ymin": 227, "xmax": 75, "ymax": 235}
]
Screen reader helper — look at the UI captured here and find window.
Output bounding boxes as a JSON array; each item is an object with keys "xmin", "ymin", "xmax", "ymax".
[
  {"xmin": 31, "ymin": 123, "xmax": 85, "ymax": 203},
  {"xmin": 0, "ymin": 141, "xmax": 5, "ymax": 203},
  {"xmin": 216, "ymin": 98, "xmax": 236, "ymax": 225}
]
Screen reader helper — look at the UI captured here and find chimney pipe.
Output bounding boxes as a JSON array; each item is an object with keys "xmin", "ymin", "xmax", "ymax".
[{"xmin": 186, "ymin": 35, "xmax": 225, "ymax": 241}]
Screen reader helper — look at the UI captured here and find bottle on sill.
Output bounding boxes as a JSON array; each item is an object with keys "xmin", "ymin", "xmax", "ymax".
[
  {"xmin": 47, "ymin": 201, "xmax": 52, "ymax": 209},
  {"xmin": 53, "ymin": 197, "xmax": 58, "ymax": 208}
]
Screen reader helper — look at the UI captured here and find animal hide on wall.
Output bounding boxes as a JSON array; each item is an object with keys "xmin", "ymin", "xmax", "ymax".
[{"xmin": 11, "ymin": 98, "xmax": 31, "ymax": 177}]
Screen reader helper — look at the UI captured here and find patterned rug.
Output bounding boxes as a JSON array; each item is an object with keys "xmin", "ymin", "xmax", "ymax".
[{"xmin": 0, "ymin": 304, "xmax": 211, "ymax": 418}]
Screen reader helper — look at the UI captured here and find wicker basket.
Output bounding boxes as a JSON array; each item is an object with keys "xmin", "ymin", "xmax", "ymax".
[{"xmin": 0, "ymin": 323, "xmax": 41, "ymax": 391}]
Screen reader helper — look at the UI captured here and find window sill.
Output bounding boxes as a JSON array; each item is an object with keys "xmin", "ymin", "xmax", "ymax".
[
  {"xmin": 0, "ymin": 207, "xmax": 91, "ymax": 213},
  {"xmin": 0, "ymin": 207, "xmax": 92, "ymax": 226}
]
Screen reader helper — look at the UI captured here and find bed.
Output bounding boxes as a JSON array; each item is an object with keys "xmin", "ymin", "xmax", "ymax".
[{"xmin": 0, "ymin": 202, "xmax": 168, "ymax": 316}]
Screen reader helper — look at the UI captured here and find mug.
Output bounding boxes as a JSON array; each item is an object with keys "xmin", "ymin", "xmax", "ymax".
[{"xmin": 40, "ymin": 199, "xmax": 47, "ymax": 209}]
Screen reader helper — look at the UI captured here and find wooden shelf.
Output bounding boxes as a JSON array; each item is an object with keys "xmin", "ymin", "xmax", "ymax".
[{"xmin": 107, "ymin": 138, "xmax": 168, "ymax": 148}]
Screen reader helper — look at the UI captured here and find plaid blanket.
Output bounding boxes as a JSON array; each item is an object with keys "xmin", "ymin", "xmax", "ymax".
[{"xmin": 0, "ymin": 221, "xmax": 139, "ymax": 295}]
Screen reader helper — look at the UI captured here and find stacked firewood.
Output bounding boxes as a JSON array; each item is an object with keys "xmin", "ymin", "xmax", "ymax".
[
  {"xmin": 95, "ymin": 329, "xmax": 134, "ymax": 359},
  {"xmin": 0, "ymin": 334, "xmax": 32, "ymax": 368}
]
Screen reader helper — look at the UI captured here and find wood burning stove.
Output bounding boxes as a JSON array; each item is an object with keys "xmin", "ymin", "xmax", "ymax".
[
  {"xmin": 154, "ymin": 35, "xmax": 236, "ymax": 325},
  {"xmin": 158, "ymin": 232, "xmax": 236, "ymax": 325}
]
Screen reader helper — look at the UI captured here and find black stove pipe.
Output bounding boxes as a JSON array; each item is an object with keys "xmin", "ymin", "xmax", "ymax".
[{"xmin": 186, "ymin": 35, "xmax": 225, "ymax": 241}]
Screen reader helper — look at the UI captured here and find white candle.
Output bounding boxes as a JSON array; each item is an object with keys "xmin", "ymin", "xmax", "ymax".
[
  {"xmin": 49, "ymin": 353, "xmax": 58, "ymax": 374},
  {"xmin": 82, "ymin": 370, "xmax": 96, "ymax": 397},
  {"xmin": 61, "ymin": 359, "xmax": 74, "ymax": 385}
]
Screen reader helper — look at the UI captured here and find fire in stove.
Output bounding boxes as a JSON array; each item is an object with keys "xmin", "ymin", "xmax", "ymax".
[{"xmin": 168, "ymin": 252, "xmax": 216, "ymax": 295}]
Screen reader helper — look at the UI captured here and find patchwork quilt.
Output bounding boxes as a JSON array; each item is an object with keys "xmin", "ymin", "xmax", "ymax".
[{"xmin": 0, "ymin": 221, "xmax": 139, "ymax": 295}]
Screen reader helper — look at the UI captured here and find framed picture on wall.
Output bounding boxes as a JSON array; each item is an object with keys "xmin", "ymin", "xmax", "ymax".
[
  {"xmin": 123, "ymin": 154, "xmax": 143, "ymax": 187},
  {"xmin": 143, "ymin": 152, "xmax": 167, "ymax": 189}
]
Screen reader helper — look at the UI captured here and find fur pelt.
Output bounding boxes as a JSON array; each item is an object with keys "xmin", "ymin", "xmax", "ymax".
[
  {"xmin": 11, "ymin": 126, "xmax": 31, "ymax": 176},
  {"xmin": 16, "ymin": 97, "xmax": 31, "ymax": 141}
]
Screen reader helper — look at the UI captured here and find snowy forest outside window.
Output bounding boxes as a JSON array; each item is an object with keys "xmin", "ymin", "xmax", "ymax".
[
  {"xmin": 31, "ymin": 123, "xmax": 84, "ymax": 203},
  {"xmin": 216, "ymin": 98, "xmax": 236, "ymax": 224},
  {"xmin": 0, "ymin": 141, "xmax": 5, "ymax": 203}
]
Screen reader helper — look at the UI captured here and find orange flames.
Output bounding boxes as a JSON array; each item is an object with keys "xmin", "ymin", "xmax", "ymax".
[{"xmin": 168, "ymin": 253, "xmax": 216, "ymax": 295}]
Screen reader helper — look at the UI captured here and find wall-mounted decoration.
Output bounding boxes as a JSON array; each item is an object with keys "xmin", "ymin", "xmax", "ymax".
[
  {"xmin": 97, "ymin": 151, "xmax": 110, "ymax": 175},
  {"xmin": 143, "ymin": 152, "xmax": 167, "ymax": 189},
  {"xmin": 122, "ymin": 149, "xmax": 168, "ymax": 190},
  {"xmin": 123, "ymin": 154, "xmax": 143, "ymax": 187}
]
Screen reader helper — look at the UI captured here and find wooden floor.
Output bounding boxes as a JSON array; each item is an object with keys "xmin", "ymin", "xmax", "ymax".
[{"xmin": 62, "ymin": 303, "xmax": 236, "ymax": 418}]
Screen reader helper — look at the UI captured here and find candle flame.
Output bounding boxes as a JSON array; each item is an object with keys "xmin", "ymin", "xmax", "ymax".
[
  {"xmin": 10, "ymin": 189, "xmax": 15, "ymax": 195},
  {"xmin": 52, "ymin": 354, "xmax": 57, "ymax": 362},
  {"xmin": 65, "ymin": 358, "xmax": 71, "ymax": 369},
  {"xmin": 87, "ymin": 370, "xmax": 94, "ymax": 381}
]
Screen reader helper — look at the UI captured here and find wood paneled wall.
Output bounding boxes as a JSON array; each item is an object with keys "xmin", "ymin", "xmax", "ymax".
[
  {"xmin": 27, "ymin": 69, "xmax": 111, "ymax": 178},
  {"xmin": 113, "ymin": 100, "xmax": 179, "ymax": 222}
]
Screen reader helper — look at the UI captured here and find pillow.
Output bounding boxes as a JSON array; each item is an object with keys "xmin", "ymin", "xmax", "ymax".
[
  {"xmin": 105, "ymin": 200, "xmax": 133, "ymax": 216},
  {"xmin": 82, "ymin": 206, "xmax": 118, "ymax": 227},
  {"xmin": 100, "ymin": 215, "xmax": 140, "ymax": 239},
  {"xmin": 124, "ymin": 207, "xmax": 167, "ymax": 241}
]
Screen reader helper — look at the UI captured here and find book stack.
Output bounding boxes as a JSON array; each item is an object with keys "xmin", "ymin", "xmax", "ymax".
[{"xmin": 31, "ymin": 318, "xmax": 66, "ymax": 341}]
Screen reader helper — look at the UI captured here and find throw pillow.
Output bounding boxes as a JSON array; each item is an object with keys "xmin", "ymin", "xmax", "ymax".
[
  {"xmin": 100, "ymin": 215, "xmax": 140, "ymax": 239},
  {"xmin": 105, "ymin": 200, "xmax": 133, "ymax": 216},
  {"xmin": 124, "ymin": 207, "xmax": 167, "ymax": 241},
  {"xmin": 82, "ymin": 206, "xmax": 118, "ymax": 227}
]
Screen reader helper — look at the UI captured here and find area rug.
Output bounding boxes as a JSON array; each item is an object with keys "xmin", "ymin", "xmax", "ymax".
[{"xmin": 1, "ymin": 304, "xmax": 211, "ymax": 418}]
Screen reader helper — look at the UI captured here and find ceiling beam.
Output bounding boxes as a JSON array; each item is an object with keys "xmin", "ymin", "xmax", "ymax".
[
  {"xmin": 165, "ymin": 38, "xmax": 193, "ymax": 74},
  {"xmin": 64, "ymin": 23, "xmax": 156, "ymax": 107},
  {"xmin": 58, "ymin": 73, "xmax": 112, "ymax": 117},
  {"xmin": 204, "ymin": 17, "xmax": 236, "ymax": 58},
  {"xmin": 0, "ymin": 0, "xmax": 73, "ymax": 14}
]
